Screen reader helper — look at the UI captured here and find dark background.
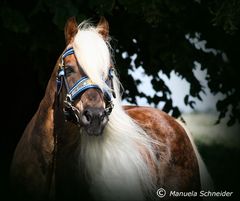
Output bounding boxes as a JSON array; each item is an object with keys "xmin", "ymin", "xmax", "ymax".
[{"xmin": 1, "ymin": 0, "xmax": 240, "ymax": 200}]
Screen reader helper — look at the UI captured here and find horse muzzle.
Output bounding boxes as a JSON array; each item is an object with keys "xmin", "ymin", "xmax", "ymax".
[
  {"xmin": 64, "ymin": 101, "xmax": 108, "ymax": 136},
  {"xmin": 81, "ymin": 107, "xmax": 108, "ymax": 136}
]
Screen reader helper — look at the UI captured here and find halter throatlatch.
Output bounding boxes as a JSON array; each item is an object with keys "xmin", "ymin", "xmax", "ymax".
[{"xmin": 56, "ymin": 47, "xmax": 115, "ymax": 125}]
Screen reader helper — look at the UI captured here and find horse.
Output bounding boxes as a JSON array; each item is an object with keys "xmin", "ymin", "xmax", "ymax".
[{"xmin": 10, "ymin": 17, "xmax": 213, "ymax": 201}]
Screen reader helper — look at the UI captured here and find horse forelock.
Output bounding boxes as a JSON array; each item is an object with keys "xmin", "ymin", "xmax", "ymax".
[{"xmin": 72, "ymin": 22, "xmax": 111, "ymax": 91}]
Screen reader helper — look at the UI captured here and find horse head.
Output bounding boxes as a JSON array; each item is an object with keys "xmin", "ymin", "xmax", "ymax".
[{"xmin": 57, "ymin": 17, "xmax": 115, "ymax": 136}]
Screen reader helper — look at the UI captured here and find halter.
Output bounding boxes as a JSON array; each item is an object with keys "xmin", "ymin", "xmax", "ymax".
[{"xmin": 56, "ymin": 47, "xmax": 115, "ymax": 125}]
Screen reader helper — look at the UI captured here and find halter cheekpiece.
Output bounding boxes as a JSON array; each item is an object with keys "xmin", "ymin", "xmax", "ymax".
[{"xmin": 57, "ymin": 47, "xmax": 115, "ymax": 125}]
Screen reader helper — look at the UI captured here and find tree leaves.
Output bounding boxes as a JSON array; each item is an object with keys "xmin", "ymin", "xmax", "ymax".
[{"xmin": 1, "ymin": 0, "xmax": 239, "ymax": 125}]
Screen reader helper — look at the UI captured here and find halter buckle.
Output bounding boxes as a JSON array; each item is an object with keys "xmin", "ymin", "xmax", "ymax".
[{"xmin": 63, "ymin": 100, "xmax": 81, "ymax": 125}]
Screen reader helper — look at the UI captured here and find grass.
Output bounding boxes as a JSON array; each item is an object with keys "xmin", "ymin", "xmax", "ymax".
[{"xmin": 182, "ymin": 112, "xmax": 240, "ymax": 199}]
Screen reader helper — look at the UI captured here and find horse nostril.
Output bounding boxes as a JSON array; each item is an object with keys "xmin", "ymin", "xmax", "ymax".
[
  {"xmin": 81, "ymin": 108, "xmax": 109, "ymax": 136},
  {"xmin": 82, "ymin": 110, "xmax": 92, "ymax": 125},
  {"xmin": 81, "ymin": 108, "xmax": 108, "ymax": 128}
]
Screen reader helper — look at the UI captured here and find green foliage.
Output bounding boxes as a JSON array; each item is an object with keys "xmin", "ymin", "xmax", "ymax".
[
  {"xmin": 1, "ymin": 0, "xmax": 239, "ymax": 125},
  {"xmin": 209, "ymin": 0, "xmax": 240, "ymax": 34}
]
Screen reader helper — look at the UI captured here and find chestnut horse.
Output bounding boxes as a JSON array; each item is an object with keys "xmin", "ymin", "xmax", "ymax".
[{"xmin": 10, "ymin": 17, "xmax": 212, "ymax": 201}]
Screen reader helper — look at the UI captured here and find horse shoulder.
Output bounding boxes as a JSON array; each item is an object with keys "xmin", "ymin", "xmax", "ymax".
[
  {"xmin": 10, "ymin": 99, "xmax": 55, "ymax": 199},
  {"xmin": 124, "ymin": 105, "xmax": 201, "ymax": 191}
]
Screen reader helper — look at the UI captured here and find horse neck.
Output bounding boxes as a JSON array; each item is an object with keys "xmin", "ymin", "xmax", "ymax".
[
  {"xmin": 31, "ymin": 62, "xmax": 60, "ymax": 160},
  {"xmin": 39, "ymin": 64, "xmax": 59, "ymax": 110},
  {"xmin": 40, "ymin": 62, "xmax": 84, "ymax": 199}
]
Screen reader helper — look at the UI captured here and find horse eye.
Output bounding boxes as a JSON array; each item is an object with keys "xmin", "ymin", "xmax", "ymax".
[{"xmin": 65, "ymin": 66, "xmax": 74, "ymax": 76}]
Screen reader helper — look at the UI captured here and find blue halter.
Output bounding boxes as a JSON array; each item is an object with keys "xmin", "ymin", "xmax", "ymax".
[
  {"xmin": 57, "ymin": 47, "xmax": 115, "ymax": 124},
  {"xmin": 57, "ymin": 47, "xmax": 114, "ymax": 102}
]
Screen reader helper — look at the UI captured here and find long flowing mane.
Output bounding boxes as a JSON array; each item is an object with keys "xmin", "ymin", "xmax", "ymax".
[{"xmin": 73, "ymin": 22, "xmax": 162, "ymax": 201}]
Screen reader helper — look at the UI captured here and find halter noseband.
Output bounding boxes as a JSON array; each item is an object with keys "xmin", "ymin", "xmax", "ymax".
[{"xmin": 56, "ymin": 47, "xmax": 115, "ymax": 125}]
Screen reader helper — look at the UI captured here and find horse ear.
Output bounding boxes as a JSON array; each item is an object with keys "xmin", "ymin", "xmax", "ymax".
[
  {"xmin": 96, "ymin": 16, "xmax": 109, "ymax": 40},
  {"xmin": 64, "ymin": 17, "xmax": 78, "ymax": 44}
]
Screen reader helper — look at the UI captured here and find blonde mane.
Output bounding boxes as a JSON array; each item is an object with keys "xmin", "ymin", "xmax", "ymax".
[{"xmin": 73, "ymin": 22, "xmax": 160, "ymax": 201}]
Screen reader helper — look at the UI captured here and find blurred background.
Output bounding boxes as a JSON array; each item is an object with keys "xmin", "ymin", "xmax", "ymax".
[{"xmin": 1, "ymin": 0, "xmax": 239, "ymax": 199}]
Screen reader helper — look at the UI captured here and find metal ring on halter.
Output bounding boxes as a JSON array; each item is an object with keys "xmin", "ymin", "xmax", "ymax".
[{"xmin": 63, "ymin": 100, "xmax": 81, "ymax": 125}]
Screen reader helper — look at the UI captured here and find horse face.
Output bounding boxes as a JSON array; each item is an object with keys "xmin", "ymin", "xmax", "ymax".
[
  {"xmin": 57, "ymin": 17, "xmax": 113, "ymax": 136},
  {"xmin": 60, "ymin": 51, "xmax": 109, "ymax": 136}
]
